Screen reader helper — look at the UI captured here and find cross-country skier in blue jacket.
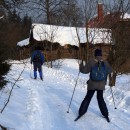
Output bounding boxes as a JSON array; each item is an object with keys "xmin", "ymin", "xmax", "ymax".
[{"xmin": 31, "ymin": 46, "xmax": 44, "ymax": 80}]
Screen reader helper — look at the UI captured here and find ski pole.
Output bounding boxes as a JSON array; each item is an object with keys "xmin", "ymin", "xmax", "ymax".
[
  {"xmin": 30, "ymin": 64, "xmax": 33, "ymax": 78},
  {"xmin": 41, "ymin": 65, "xmax": 44, "ymax": 80},
  {"xmin": 110, "ymin": 86, "xmax": 117, "ymax": 109},
  {"xmin": 67, "ymin": 71, "xmax": 80, "ymax": 113}
]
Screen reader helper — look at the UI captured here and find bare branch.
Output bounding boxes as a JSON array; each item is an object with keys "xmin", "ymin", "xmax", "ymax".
[{"xmin": 0, "ymin": 61, "xmax": 27, "ymax": 113}]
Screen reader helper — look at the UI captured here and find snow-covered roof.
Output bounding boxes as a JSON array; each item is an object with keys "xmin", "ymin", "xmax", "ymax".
[
  {"xmin": 17, "ymin": 38, "xmax": 29, "ymax": 47},
  {"xmin": 32, "ymin": 23, "xmax": 111, "ymax": 46},
  {"xmin": 121, "ymin": 13, "xmax": 130, "ymax": 19}
]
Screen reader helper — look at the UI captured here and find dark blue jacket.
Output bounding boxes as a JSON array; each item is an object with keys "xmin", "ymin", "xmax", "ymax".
[{"xmin": 31, "ymin": 50, "xmax": 44, "ymax": 64}]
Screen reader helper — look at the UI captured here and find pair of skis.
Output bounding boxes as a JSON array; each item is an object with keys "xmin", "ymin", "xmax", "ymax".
[
  {"xmin": 30, "ymin": 75, "xmax": 44, "ymax": 81},
  {"xmin": 30, "ymin": 77, "xmax": 44, "ymax": 81},
  {"xmin": 74, "ymin": 115, "xmax": 110, "ymax": 122}
]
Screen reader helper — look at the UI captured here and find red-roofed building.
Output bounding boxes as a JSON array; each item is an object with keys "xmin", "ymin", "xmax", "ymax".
[
  {"xmin": 88, "ymin": 3, "xmax": 130, "ymax": 28},
  {"xmin": 88, "ymin": 3, "xmax": 104, "ymax": 28}
]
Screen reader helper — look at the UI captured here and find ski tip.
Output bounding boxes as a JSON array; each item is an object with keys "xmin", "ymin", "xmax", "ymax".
[
  {"xmin": 74, "ymin": 119, "xmax": 78, "ymax": 122},
  {"xmin": 74, "ymin": 116, "xmax": 81, "ymax": 122},
  {"xmin": 105, "ymin": 117, "xmax": 110, "ymax": 123},
  {"xmin": 74, "ymin": 118, "xmax": 77, "ymax": 121}
]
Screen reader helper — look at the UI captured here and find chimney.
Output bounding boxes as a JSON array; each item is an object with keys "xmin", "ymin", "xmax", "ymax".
[{"xmin": 98, "ymin": 3, "xmax": 103, "ymax": 21}]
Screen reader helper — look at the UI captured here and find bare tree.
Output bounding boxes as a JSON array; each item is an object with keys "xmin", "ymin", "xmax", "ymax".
[
  {"xmin": 103, "ymin": 0, "xmax": 130, "ymax": 86},
  {"xmin": 79, "ymin": 0, "xmax": 98, "ymax": 62},
  {"xmin": 3, "ymin": 0, "xmax": 83, "ymax": 26},
  {"xmin": 14, "ymin": 0, "xmax": 65, "ymax": 24},
  {"xmin": 60, "ymin": 0, "xmax": 83, "ymax": 26}
]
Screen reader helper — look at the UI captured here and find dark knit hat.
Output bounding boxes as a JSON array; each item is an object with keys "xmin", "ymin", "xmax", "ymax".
[
  {"xmin": 94, "ymin": 49, "xmax": 102, "ymax": 56},
  {"xmin": 35, "ymin": 46, "xmax": 41, "ymax": 50}
]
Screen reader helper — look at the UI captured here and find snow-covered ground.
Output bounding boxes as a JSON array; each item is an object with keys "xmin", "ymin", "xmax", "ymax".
[{"xmin": 0, "ymin": 59, "xmax": 130, "ymax": 130}]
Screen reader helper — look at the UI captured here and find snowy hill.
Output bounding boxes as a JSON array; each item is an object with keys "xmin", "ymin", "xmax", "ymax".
[{"xmin": 0, "ymin": 59, "xmax": 130, "ymax": 130}]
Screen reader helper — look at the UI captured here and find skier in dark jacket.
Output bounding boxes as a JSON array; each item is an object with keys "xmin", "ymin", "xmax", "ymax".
[
  {"xmin": 31, "ymin": 46, "xmax": 44, "ymax": 80},
  {"xmin": 76, "ymin": 49, "xmax": 112, "ymax": 122}
]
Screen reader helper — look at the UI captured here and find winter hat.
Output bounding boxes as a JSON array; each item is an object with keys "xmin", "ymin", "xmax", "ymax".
[
  {"xmin": 94, "ymin": 49, "xmax": 102, "ymax": 56},
  {"xmin": 36, "ymin": 46, "xmax": 41, "ymax": 50}
]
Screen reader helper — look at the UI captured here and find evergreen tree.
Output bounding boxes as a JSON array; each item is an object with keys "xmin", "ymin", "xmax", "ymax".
[{"xmin": 0, "ymin": 9, "xmax": 32, "ymax": 89}]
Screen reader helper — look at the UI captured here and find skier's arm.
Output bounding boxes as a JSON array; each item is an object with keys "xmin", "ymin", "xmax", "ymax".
[
  {"xmin": 79, "ymin": 61, "xmax": 91, "ymax": 74},
  {"xmin": 30, "ymin": 52, "xmax": 35, "ymax": 64},
  {"xmin": 104, "ymin": 61, "xmax": 113, "ymax": 85}
]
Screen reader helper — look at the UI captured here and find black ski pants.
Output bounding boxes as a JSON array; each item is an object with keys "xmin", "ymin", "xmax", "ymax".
[
  {"xmin": 79, "ymin": 90, "xmax": 108, "ymax": 118},
  {"xmin": 33, "ymin": 62, "xmax": 43, "ymax": 78},
  {"xmin": 33, "ymin": 62, "xmax": 42, "ymax": 72}
]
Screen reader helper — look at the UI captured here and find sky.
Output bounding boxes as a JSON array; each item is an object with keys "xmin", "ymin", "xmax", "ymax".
[{"xmin": 0, "ymin": 59, "xmax": 130, "ymax": 130}]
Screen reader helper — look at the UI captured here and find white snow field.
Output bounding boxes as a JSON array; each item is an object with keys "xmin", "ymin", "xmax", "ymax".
[{"xmin": 0, "ymin": 59, "xmax": 130, "ymax": 130}]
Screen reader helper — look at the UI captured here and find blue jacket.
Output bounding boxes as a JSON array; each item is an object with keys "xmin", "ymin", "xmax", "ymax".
[{"xmin": 31, "ymin": 50, "xmax": 44, "ymax": 64}]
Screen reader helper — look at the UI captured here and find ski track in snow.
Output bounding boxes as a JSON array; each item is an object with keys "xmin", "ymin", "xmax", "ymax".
[
  {"xmin": 26, "ymin": 65, "xmax": 130, "ymax": 130},
  {"xmin": 3, "ymin": 62, "xmax": 130, "ymax": 130},
  {"xmin": 24, "ymin": 65, "xmax": 89, "ymax": 130},
  {"xmin": 26, "ymin": 80, "xmax": 44, "ymax": 130}
]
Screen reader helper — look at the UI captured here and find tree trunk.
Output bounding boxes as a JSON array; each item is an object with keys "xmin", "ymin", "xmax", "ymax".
[
  {"xmin": 109, "ymin": 72, "xmax": 117, "ymax": 86},
  {"xmin": 86, "ymin": 21, "xmax": 89, "ymax": 63},
  {"xmin": 46, "ymin": 0, "xmax": 51, "ymax": 24},
  {"xmin": 50, "ymin": 44, "xmax": 53, "ymax": 68}
]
